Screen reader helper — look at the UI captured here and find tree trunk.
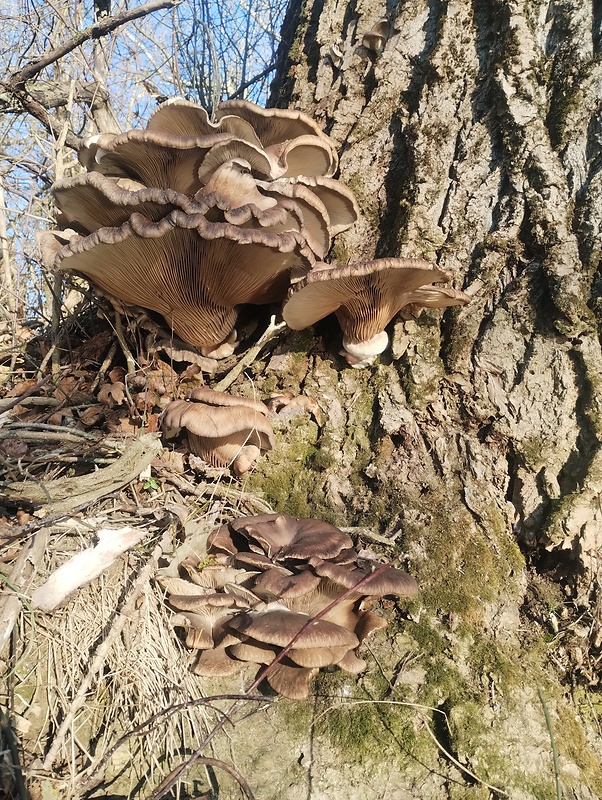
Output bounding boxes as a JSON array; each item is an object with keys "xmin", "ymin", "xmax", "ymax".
[{"xmin": 213, "ymin": 0, "xmax": 602, "ymax": 797}]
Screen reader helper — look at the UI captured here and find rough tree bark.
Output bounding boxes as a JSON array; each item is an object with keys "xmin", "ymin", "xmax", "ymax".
[{"xmin": 204, "ymin": 1, "xmax": 602, "ymax": 798}]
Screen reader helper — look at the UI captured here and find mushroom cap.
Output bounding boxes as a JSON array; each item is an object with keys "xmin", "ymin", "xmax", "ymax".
[
  {"xmin": 227, "ymin": 639, "xmax": 278, "ymax": 664},
  {"xmin": 216, "ymin": 100, "xmax": 335, "ymax": 152},
  {"xmin": 51, "ymin": 210, "xmax": 311, "ymax": 349},
  {"xmin": 252, "ymin": 567, "xmax": 322, "ymax": 599},
  {"xmin": 256, "ymin": 179, "xmax": 332, "ymax": 258},
  {"xmin": 264, "ymin": 661, "xmax": 316, "ymax": 700},
  {"xmin": 51, "ymin": 172, "xmax": 188, "ymax": 232},
  {"xmin": 192, "ymin": 647, "xmax": 246, "ymax": 677},
  {"xmin": 336, "ymin": 650, "xmax": 368, "ymax": 675},
  {"xmin": 147, "ymin": 98, "xmax": 261, "ymax": 147},
  {"xmin": 230, "ymin": 514, "xmax": 354, "ymax": 561},
  {"xmin": 282, "ymin": 258, "xmax": 455, "ymax": 343},
  {"xmin": 292, "ymin": 175, "xmax": 359, "ymax": 235},
  {"xmin": 226, "ymin": 609, "xmax": 359, "ymax": 649},
  {"xmin": 311, "ymin": 559, "xmax": 419, "ymax": 597},
  {"xmin": 287, "ymin": 644, "xmax": 353, "ymax": 668},
  {"xmin": 162, "ymin": 396, "xmax": 275, "ymax": 474},
  {"xmin": 80, "ymin": 129, "xmax": 235, "ymax": 195}
]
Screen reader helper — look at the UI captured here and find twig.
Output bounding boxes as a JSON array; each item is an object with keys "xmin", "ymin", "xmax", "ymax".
[
  {"xmin": 0, "ymin": 375, "xmax": 51, "ymax": 414},
  {"xmin": 7, "ymin": 0, "xmax": 181, "ymax": 89},
  {"xmin": 153, "ymin": 756, "xmax": 256, "ymax": 800},
  {"xmin": 538, "ymin": 687, "xmax": 563, "ymax": 800},
  {"xmin": 112, "ymin": 310, "xmax": 137, "ymax": 376},
  {"xmin": 0, "ymin": 494, "xmax": 121, "ymax": 545},
  {"xmin": 42, "ymin": 529, "xmax": 172, "ymax": 771},
  {"xmin": 213, "ymin": 316, "xmax": 286, "ymax": 392},
  {"xmin": 421, "ymin": 718, "xmax": 507, "ymax": 796},
  {"xmin": 79, "ymin": 695, "xmax": 272, "ymax": 794},
  {"xmin": 154, "ymin": 464, "xmax": 273, "ymax": 513}
]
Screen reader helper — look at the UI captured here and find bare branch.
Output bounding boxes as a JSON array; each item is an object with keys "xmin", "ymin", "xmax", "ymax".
[{"xmin": 7, "ymin": 0, "xmax": 181, "ymax": 90}]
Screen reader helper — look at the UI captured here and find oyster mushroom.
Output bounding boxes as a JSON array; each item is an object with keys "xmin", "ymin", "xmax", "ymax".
[
  {"xmin": 282, "ymin": 257, "xmax": 471, "ymax": 367},
  {"xmin": 44, "ymin": 209, "xmax": 312, "ymax": 354},
  {"xmin": 161, "ymin": 387, "xmax": 275, "ymax": 476}
]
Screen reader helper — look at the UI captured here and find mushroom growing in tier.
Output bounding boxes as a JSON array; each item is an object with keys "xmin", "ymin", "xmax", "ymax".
[
  {"xmin": 282, "ymin": 257, "xmax": 471, "ymax": 367},
  {"xmin": 40, "ymin": 97, "xmax": 357, "ymax": 357},
  {"xmin": 159, "ymin": 513, "xmax": 419, "ymax": 699}
]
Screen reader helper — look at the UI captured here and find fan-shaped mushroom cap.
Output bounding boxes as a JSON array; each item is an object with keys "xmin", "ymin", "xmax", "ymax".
[
  {"xmin": 51, "ymin": 172, "xmax": 189, "ymax": 232},
  {"xmin": 229, "ymin": 513, "xmax": 354, "ymax": 560},
  {"xmin": 336, "ymin": 650, "xmax": 368, "ymax": 674},
  {"xmin": 227, "ymin": 609, "xmax": 359, "ymax": 649},
  {"xmin": 362, "ymin": 20, "xmax": 391, "ymax": 51},
  {"xmin": 161, "ymin": 391, "xmax": 275, "ymax": 476},
  {"xmin": 192, "ymin": 647, "xmax": 246, "ymax": 677},
  {"xmin": 291, "ymin": 175, "xmax": 359, "ymax": 235},
  {"xmin": 355, "ymin": 609, "xmax": 389, "ymax": 640},
  {"xmin": 264, "ymin": 135, "xmax": 338, "ymax": 179},
  {"xmin": 228, "ymin": 639, "xmax": 278, "ymax": 664},
  {"xmin": 198, "ymin": 159, "xmax": 277, "ymax": 212},
  {"xmin": 256, "ymin": 179, "xmax": 332, "ymax": 258},
  {"xmin": 147, "ymin": 98, "xmax": 262, "ymax": 146},
  {"xmin": 50, "ymin": 209, "xmax": 312, "ymax": 350},
  {"xmin": 311, "ymin": 559, "xmax": 419, "ymax": 598},
  {"xmin": 264, "ymin": 661, "xmax": 316, "ymax": 700},
  {"xmin": 252, "ymin": 567, "xmax": 322, "ymax": 599},
  {"xmin": 36, "ymin": 229, "xmax": 78, "ymax": 268},
  {"xmin": 79, "ymin": 129, "xmax": 235, "ymax": 195},
  {"xmin": 216, "ymin": 100, "xmax": 335, "ymax": 152},
  {"xmin": 287, "ymin": 644, "xmax": 353, "ymax": 668},
  {"xmin": 283, "ymin": 257, "xmax": 470, "ymax": 367}
]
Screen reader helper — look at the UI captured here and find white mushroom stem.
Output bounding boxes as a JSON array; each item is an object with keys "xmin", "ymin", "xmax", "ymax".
[{"xmin": 340, "ymin": 331, "xmax": 389, "ymax": 369}]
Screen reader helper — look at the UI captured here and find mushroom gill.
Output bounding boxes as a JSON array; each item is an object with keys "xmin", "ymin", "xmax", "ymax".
[
  {"xmin": 159, "ymin": 513, "xmax": 418, "ymax": 699},
  {"xmin": 282, "ymin": 257, "xmax": 471, "ymax": 367}
]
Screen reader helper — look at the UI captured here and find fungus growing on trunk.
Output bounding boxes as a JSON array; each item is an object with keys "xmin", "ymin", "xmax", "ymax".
[
  {"xmin": 41, "ymin": 97, "xmax": 359, "ymax": 357},
  {"xmin": 282, "ymin": 257, "xmax": 471, "ymax": 367},
  {"xmin": 162, "ymin": 387, "xmax": 275, "ymax": 476},
  {"xmin": 160, "ymin": 513, "xmax": 419, "ymax": 699}
]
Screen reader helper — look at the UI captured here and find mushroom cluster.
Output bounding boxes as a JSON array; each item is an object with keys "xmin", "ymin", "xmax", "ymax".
[
  {"xmin": 161, "ymin": 386, "xmax": 274, "ymax": 476},
  {"xmin": 37, "ymin": 98, "xmax": 359, "ymax": 357},
  {"xmin": 37, "ymin": 97, "xmax": 470, "ymax": 367},
  {"xmin": 157, "ymin": 513, "xmax": 418, "ymax": 699}
]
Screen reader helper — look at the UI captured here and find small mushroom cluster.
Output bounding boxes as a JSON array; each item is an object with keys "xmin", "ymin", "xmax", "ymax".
[
  {"xmin": 38, "ymin": 97, "xmax": 470, "ymax": 367},
  {"xmin": 157, "ymin": 513, "xmax": 418, "ymax": 699},
  {"xmin": 161, "ymin": 386, "xmax": 274, "ymax": 475}
]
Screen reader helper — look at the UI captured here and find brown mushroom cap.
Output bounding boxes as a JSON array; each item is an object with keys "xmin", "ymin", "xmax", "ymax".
[
  {"xmin": 311, "ymin": 559, "xmax": 419, "ymax": 597},
  {"xmin": 292, "ymin": 176, "xmax": 359, "ymax": 235},
  {"xmin": 227, "ymin": 609, "xmax": 359, "ymax": 649},
  {"xmin": 161, "ymin": 394, "xmax": 275, "ymax": 475},
  {"xmin": 51, "ymin": 209, "xmax": 312, "ymax": 350},
  {"xmin": 80, "ymin": 129, "xmax": 235, "ymax": 195},
  {"xmin": 51, "ymin": 172, "xmax": 188, "ymax": 232},
  {"xmin": 228, "ymin": 639, "xmax": 278, "ymax": 664},
  {"xmin": 216, "ymin": 100, "xmax": 335, "ymax": 152},
  {"xmin": 147, "ymin": 98, "xmax": 261, "ymax": 146},
  {"xmin": 264, "ymin": 660, "xmax": 316, "ymax": 699},
  {"xmin": 192, "ymin": 647, "xmax": 246, "ymax": 677},
  {"xmin": 252, "ymin": 567, "xmax": 322, "ymax": 599}
]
